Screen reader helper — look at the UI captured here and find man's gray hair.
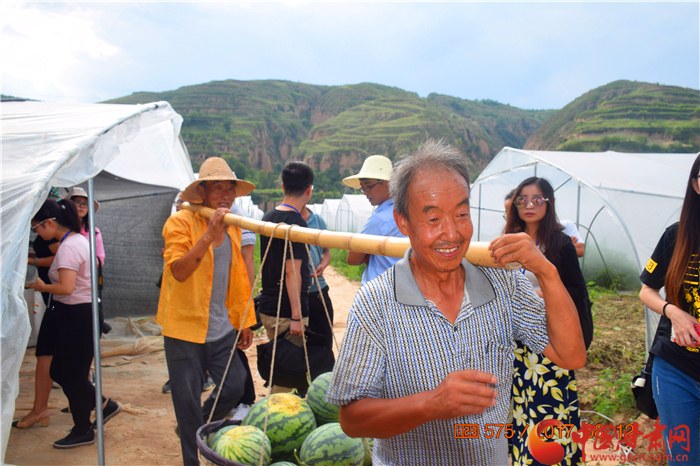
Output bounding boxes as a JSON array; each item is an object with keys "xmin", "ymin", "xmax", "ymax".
[{"xmin": 390, "ymin": 139, "xmax": 471, "ymax": 218}]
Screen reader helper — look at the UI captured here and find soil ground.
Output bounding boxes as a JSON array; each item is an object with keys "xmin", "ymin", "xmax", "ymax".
[
  {"xmin": 6, "ymin": 269, "xmax": 660, "ymax": 466},
  {"xmin": 5, "ymin": 267, "xmax": 358, "ymax": 466}
]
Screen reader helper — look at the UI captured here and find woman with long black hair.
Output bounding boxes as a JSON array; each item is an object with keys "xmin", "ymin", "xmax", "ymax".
[
  {"xmin": 504, "ymin": 177, "xmax": 592, "ymax": 466},
  {"xmin": 639, "ymin": 154, "xmax": 700, "ymax": 466},
  {"xmin": 27, "ymin": 198, "xmax": 120, "ymax": 449}
]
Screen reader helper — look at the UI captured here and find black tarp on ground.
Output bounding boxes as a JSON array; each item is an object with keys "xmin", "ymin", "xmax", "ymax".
[{"xmin": 73, "ymin": 172, "xmax": 179, "ymax": 318}]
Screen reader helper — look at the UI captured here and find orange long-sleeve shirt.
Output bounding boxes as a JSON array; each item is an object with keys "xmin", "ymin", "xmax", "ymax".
[{"xmin": 157, "ymin": 209, "xmax": 255, "ymax": 343}]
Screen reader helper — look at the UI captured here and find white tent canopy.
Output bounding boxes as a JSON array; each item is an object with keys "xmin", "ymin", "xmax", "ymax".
[
  {"xmin": 1, "ymin": 101, "xmax": 194, "ymax": 461},
  {"xmin": 320, "ymin": 199, "xmax": 341, "ymax": 231},
  {"xmin": 471, "ymin": 147, "xmax": 697, "ymax": 348},
  {"xmin": 334, "ymin": 194, "xmax": 374, "ymax": 233}
]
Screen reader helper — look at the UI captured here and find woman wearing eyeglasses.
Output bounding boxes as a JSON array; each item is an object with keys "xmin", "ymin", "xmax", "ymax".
[
  {"xmin": 639, "ymin": 155, "xmax": 700, "ymax": 466},
  {"xmin": 24, "ymin": 198, "xmax": 120, "ymax": 448},
  {"xmin": 504, "ymin": 177, "xmax": 593, "ymax": 466},
  {"xmin": 68, "ymin": 187, "xmax": 105, "ymax": 266}
]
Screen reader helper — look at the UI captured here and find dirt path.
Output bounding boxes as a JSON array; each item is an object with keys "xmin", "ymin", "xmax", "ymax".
[{"xmin": 5, "ymin": 266, "xmax": 360, "ymax": 466}]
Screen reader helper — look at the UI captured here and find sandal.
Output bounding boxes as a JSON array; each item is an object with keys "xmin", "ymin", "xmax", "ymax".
[{"xmin": 12, "ymin": 409, "xmax": 50, "ymax": 429}]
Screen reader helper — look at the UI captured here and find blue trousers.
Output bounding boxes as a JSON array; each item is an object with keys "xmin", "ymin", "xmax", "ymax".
[
  {"xmin": 164, "ymin": 330, "xmax": 246, "ymax": 466},
  {"xmin": 652, "ymin": 355, "xmax": 700, "ymax": 466}
]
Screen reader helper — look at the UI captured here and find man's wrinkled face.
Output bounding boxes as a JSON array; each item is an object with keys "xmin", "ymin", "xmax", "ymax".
[
  {"xmin": 395, "ymin": 168, "xmax": 473, "ymax": 274},
  {"xmin": 198, "ymin": 181, "xmax": 236, "ymax": 210}
]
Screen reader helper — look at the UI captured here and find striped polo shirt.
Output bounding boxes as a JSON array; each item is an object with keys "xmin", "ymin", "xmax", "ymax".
[{"xmin": 327, "ymin": 248, "xmax": 549, "ymax": 466}]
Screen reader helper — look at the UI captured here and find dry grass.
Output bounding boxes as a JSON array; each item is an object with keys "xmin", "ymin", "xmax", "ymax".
[{"xmin": 577, "ymin": 289, "xmax": 664, "ymax": 465}]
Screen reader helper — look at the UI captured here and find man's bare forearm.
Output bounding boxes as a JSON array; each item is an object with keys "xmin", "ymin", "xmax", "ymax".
[
  {"xmin": 285, "ymin": 258, "xmax": 303, "ymax": 319},
  {"xmin": 538, "ymin": 262, "xmax": 586, "ymax": 369},
  {"xmin": 340, "ymin": 395, "xmax": 432, "ymax": 438},
  {"xmin": 340, "ymin": 369, "xmax": 498, "ymax": 438}
]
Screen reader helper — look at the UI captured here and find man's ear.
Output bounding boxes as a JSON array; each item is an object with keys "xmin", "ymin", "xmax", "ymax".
[
  {"xmin": 196, "ymin": 183, "xmax": 206, "ymax": 199},
  {"xmin": 394, "ymin": 209, "xmax": 409, "ymax": 236}
]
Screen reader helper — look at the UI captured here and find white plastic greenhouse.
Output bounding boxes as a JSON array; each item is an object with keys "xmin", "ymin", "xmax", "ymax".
[
  {"xmin": 470, "ymin": 147, "xmax": 698, "ymax": 348},
  {"xmin": 320, "ymin": 199, "xmax": 341, "ymax": 231},
  {"xmin": 1, "ymin": 101, "xmax": 193, "ymax": 462},
  {"xmin": 235, "ymin": 195, "xmax": 264, "ymax": 220},
  {"xmin": 335, "ymin": 194, "xmax": 374, "ymax": 233}
]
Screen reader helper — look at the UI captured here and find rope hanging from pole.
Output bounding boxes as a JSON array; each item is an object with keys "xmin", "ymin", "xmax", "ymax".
[{"xmin": 305, "ymin": 243, "xmax": 340, "ymax": 352}]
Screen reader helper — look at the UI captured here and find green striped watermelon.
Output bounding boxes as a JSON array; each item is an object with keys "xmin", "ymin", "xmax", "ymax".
[
  {"xmin": 297, "ymin": 422, "xmax": 364, "ymax": 466},
  {"xmin": 243, "ymin": 393, "xmax": 317, "ymax": 462},
  {"xmin": 214, "ymin": 425, "xmax": 271, "ymax": 466},
  {"xmin": 269, "ymin": 463, "xmax": 297, "ymax": 466},
  {"xmin": 209, "ymin": 425, "xmax": 236, "ymax": 451},
  {"xmin": 361, "ymin": 438, "xmax": 374, "ymax": 466},
  {"xmin": 305, "ymin": 372, "xmax": 339, "ymax": 425}
]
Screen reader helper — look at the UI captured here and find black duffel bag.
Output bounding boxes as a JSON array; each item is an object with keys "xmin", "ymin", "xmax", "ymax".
[{"xmin": 257, "ymin": 328, "xmax": 334, "ymax": 394}]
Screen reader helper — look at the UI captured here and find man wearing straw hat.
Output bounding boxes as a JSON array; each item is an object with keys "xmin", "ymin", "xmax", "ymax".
[
  {"xmin": 343, "ymin": 155, "xmax": 406, "ymax": 285},
  {"xmin": 157, "ymin": 157, "xmax": 258, "ymax": 465},
  {"xmin": 327, "ymin": 140, "xmax": 586, "ymax": 465}
]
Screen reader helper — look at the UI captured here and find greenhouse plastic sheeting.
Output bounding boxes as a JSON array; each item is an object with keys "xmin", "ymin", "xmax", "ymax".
[
  {"xmin": 320, "ymin": 199, "xmax": 341, "ymax": 231},
  {"xmin": 235, "ymin": 195, "xmax": 264, "ymax": 220},
  {"xmin": 470, "ymin": 147, "xmax": 698, "ymax": 350},
  {"xmin": 335, "ymin": 194, "xmax": 374, "ymax": 233},
  {"xmin": 1, "ymin": 101, "xmax": 193, "ymax": 461}
]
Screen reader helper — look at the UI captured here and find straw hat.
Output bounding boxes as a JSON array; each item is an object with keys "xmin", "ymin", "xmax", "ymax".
[
  {"xmin": 181, "ymin": 157, "xmax": 256, "ymax": 203},
  {"xmin": 67, "ymin": 187, "xmax": 100, "ymax": 212},
  {"xmin": 342, "ymin": 155, "xmax": 393, "ymax": 189}
]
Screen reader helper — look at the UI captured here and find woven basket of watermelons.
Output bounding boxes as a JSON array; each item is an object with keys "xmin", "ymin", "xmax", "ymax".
[{"xmin": 196, "ymin": 419, "xmax": 272, "ymax": 466}]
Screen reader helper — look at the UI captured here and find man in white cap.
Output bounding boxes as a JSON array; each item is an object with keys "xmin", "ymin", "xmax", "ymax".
[
  {"xmin": 343, "ymin": 155, "xmax": 407, "ymax": 285},
  {"xmin": 157, "ymin": 157, "xmax": 257, "ymax": 465}
]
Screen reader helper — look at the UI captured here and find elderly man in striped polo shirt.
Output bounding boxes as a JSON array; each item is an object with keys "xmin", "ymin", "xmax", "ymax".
[{"xmin": 327, "ymin": 140, "xmax": 586, "ymax": 465}]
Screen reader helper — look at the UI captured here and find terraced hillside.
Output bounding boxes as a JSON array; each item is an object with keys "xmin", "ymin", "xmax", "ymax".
[
  {"xmin": 524, "ymin": 80, "xmax": 700, "ymax": 153},
  {"xmin": 105, "ymin": 80, "xmax": 554, "ymax": 188}
]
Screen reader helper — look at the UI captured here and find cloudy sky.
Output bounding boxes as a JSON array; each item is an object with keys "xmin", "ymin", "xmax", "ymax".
[{"xmin": 2, "ymin": 1, "xmax": 698, "ymax": 110}]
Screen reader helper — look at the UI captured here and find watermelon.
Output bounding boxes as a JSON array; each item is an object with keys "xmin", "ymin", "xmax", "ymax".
[
  {"xmin": 243, "ymin": 393, "xmax": 317, "ymax": 462},
  {"xmin": 209, "ymin": 425, "xmax": 237, "ymax": 451},
  {"xmin": 361, "ymin": 438, "xmax": 374, "ymax": 466},
  {"xmin": 214, "ymin": 425, "xmax": 271, "ymax": 466},
  {"xmin": 269, "ymin": 463, "xmax": 297, "ymax": 466},
  {"xmin": 306, "ymin": 372, "xmax": 339, "ymax": 425},
  {"xmin": 297, "ymin": 422, "xmax": 364, "ymax": 466}
]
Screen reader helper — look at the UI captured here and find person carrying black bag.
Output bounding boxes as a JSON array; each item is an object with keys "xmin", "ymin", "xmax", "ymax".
[
  {"xmin": 258, "ymin": 162, "xmax": 314, "ymax": 394},
  {"xmin": 639, "ymin": 154, "xmax": 700, "ymax": 466}
]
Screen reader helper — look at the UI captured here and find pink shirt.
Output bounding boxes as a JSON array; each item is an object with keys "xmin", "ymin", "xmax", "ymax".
[
  {"xmin": 80, "ymin": 225, "xmax": 105, "ymax": 264},
  {"xmin": 48, "ymin": 234, "xmax": 92, "ymax": 304}
]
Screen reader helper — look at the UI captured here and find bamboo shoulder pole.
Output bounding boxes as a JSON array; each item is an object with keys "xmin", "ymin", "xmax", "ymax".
[{"xmin": 182, "ymin": 203, "xmax": 519, "ymax": 269}]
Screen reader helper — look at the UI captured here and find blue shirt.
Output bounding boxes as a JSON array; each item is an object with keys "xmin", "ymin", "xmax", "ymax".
[
  {"xmin": 360, "ymin": 199, "xmax": 406, "ymax": 285},
  {"xmin": 305, "ymin": 212, "xmax": 328, "ymax": 292},
  {"xmin": 327, "ymin": 248, "xmax": 549, "ymax": 466},
  {"xmin": 230, "ymin": 204, "xmax": 256, "ymax": 247}
]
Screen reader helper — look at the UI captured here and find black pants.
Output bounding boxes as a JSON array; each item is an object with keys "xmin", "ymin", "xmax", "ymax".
[
  {"xmin": 237, "ymin": 349, "xmax": 256, "ymax": 405},
  {"xmin": 49, "ymin": 301, "xmax": 104, "ymax": 433},
  {"xmin": 164, "ymin": 331, "xmax": 246, "ymax": 466},
  {"xmin": 308, "ymin": 286, "xmax": 334, "ymax": 350}
]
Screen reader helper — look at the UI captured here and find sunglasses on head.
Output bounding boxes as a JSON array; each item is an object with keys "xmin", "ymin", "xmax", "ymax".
[{"xmin": 514, "ymin": 196, "xmax": 549, "ymax": 209}]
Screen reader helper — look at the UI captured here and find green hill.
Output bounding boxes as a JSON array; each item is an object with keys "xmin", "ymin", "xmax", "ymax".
[
  {"xmin": 524, "ymin": 80, "xmax": 700, "ymax": 153},
  {"xmin": 105, "ymin": 80, "xmax": 554, "ymax": 193}
]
